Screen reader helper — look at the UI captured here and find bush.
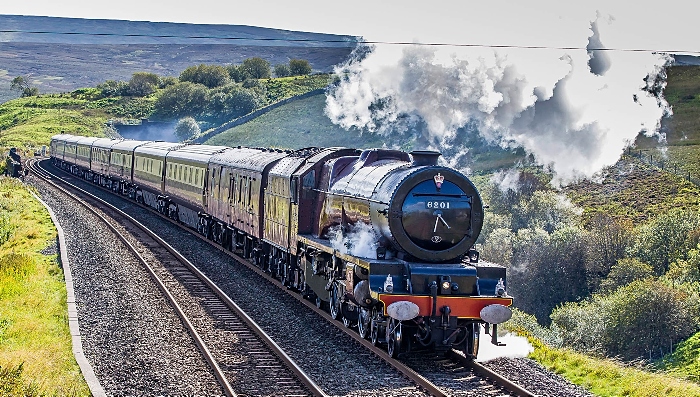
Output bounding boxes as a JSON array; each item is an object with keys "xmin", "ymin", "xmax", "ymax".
[
  {"xmin": 127, "ymin": 72, "xmax": 161, "ymax": 97},
  {"xmin": 97, "ymin": 80, "xmax": 129, "ymax": 97},
  {"xmin": 504, "ymin": 225, "xmax": 589, "ymax": 324},
  {"xmin": 289, "ymin": 59, "xmax": 312, "ymax": 76},
  {"xmin": 241, "ymin": 57, "xmax": 271, "ymax": 79},
  {"xmin": 274, "ymin": 64, "xmax": 290, "ymax": 78},
  {"xmin": 551, "ymin": 278, "xmax": 699, "ymax": 360},
  {"xmin": 179, "ymin": 64, "xmax": 230, "ymax": 88},
  {"xmin": 599, "ymin": 258, "xmax": 653, "ymax": 293},
  {"xmin": 226, "ymin": 64, "xmax": 250, "ymax": 83},
  {"xmin": 629, "ymin": 208, "xmax": 700, "ymax": 275},
  {"xmin": 174, "ymin": 117, "xmax": 200, "ymax": 141},
  {"xmin": 153, "ymin": 82, "xmax": 208, "ymax": 119}
]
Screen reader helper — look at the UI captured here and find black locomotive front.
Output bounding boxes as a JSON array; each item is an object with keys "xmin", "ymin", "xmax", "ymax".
[
  {"xmin": 321, "ymin": 149, "xmax": 482, "ymax": 263},
  {"xmin": 370, "ymin": 156, "xmax": 483, "ymax": 263}
]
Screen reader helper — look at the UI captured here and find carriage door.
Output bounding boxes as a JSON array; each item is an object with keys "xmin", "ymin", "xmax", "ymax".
[{"xmin": 289, "ymin": 176, "xmax": 300, "ymax": 255}]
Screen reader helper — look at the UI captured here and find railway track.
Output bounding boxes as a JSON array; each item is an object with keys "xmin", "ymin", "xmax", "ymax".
[
  {"xmin": 34, "ymin": 158, "xmax": 536, "ymax": 397},
  {"xmin": 29, "ymin": 159, "xmax": 325, "ymax": 397}
]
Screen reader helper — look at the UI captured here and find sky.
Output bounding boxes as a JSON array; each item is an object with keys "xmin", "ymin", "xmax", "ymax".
[
  {"xmin": 1, "ymin": 0, "xmax": 696, "ymax": 182},
  {"xmin": 1, "ymin": 0, "xmax": 697, "ymax": 54}
]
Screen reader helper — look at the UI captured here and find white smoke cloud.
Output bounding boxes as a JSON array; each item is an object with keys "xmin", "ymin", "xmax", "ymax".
[
  {"xmin": 328, "ymin": 222, "xmax": 378, "ymax": 259},
  {"xmin": 325, "ymin": 7, "xmax": 673, "ymax": 184},
  {"xmin": 477, "ymin": 332, "xmax": 534, "ymax": 362},
  {"xmin": 490, "ymin": 169, "xmax": 522, "ymax": 193}
]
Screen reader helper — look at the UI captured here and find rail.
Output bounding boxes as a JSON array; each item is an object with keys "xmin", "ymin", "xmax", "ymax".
[{"xmin": 31, "ymin": 159, "xmax": 326, "ymax": 397}]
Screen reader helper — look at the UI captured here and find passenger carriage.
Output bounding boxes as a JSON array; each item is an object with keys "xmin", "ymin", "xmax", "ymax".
[
  {"xmin": 107, "ymin": 139, "xmax": 151, "ymax": 196},
  {"xmin": 132, "ymin": 142, "xmax": 185, "ymax": 210},
  {"xmin": 163, "ymin": 145, "xmax": 230, "ymax": 228}
]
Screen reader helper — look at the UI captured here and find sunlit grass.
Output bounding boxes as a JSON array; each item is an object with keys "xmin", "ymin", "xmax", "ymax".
[
  {"xmin": 0, "ymin": 177, "xmax": 90, "ymax": 396},
  {"xmin": 529, "ymin": 337, "xmax": 700, "ymax": 397}
]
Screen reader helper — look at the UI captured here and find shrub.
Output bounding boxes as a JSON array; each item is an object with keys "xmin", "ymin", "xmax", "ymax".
[
  {"xmin": 153, "ymin": 82, "xmax": 208, "ymax": 119},
  {"xmin": 599, "ymin": 258, "xmax": 654, "ymax": 293},
  {"xmin": 629, "ymin": 208, "xmax": 700, "ymax": 275},
  {"xmin": 274, "ymin": 64, "xmax": 290, "ymax": 77},
  {"xmin": 174, "ymin": 117, "xmax": 200, "ymax": 141},
  {"xmin": 289, "ymin": 59, "xmax": 312, "ymax": 76},
  {"xmin": 551, "ymin": 278, "xmax": 699, "ymax": 360},
  {"xmin": 97, "ymin": 80, "xmax": 129, "ymax": 97},
  {"xmin": 127, "ymin": 72, "xmax": 161, "ymax": 97},
  {"xmin": 180, "ymin": 64, "xmax": 230, "ymax": 88}
]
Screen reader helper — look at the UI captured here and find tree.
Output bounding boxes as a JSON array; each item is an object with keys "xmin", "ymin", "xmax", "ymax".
[
  {"xmin": 506, "ymin": 225, "xmax": 589, "ymax": 324},
  {"xmin": 128, "ymin": 72, "xmax": 161, "ymax": 97},
  {"xmin": 630, "ymin": 208, "xmax": 700, "ymax": 275},
  {"xmin": 97, "ymin": 80, "xmax": 129, "ymax": 97},
  {"xmin": 584, "ymin": 213, "xmax": 633, "ymax": 290},
  {"xmin": 10, "ymin": 76, "xmax": 39, "ymax": 97},
  {"xmin": 153, "ymin": 82, "xmax": 208, "ymax": 119},
  {"xmin": 226, "ymin": 64, "xmax": 249, "ymax": 83},
  {"xmin": 241, "ymin": 57, "xmax": 271, "ymax": 79},
  {"xmin": 10, "ymin": 76, "xmax": 29, "ymax": 93},
  {"xmin": 174, "ymin": 117, "xmax": 200, "ymax": 141},
  {"xmin": 289, "ymin": 59, "xmax": 312, "ymax": 76},
  {"xmin": 511, "ymin": 190, "xmax": 582, "ymax": 233},
  {"xmin": 598, "ymin": 258, "xmax": 653, "ymax": 293},
  {"xmin": 274, "ymin": 64, "xmax": 290, "ymax": 78},
  {"xmin": 179, "ymin": 64, "xmax": 230, "ymax": 88}
]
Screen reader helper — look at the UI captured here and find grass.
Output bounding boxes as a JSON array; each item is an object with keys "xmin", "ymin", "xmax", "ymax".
[
  {"xmin": 262, "ymin": 74, "xmax": 334, "ymax": 103},
  {"xmin": 0, "ymin": 95, "xmax": 108, "ymax": 150},
  {"xmin": 660, "ymin": 66, "xmax": 700, "ymax": 146},
  {"xmin": 657, "ymin": 331, "xmax": 700, "ymax": 383},
  {"xmin": 529, "ymin": 337, "xmax": 700, "ymax": 397},
  {"xmin": 206, "ymin": 93, "xmax": 392, "ymax": 149},
  {"xmin": 0, "ymin": 177, "xmax": 90, "ymax": 396}
]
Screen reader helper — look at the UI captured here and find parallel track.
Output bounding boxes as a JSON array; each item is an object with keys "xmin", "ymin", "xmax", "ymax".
[
  {"xmin": 36, "ymin": 158, "xmax": 536, "ymax": 397},
  {"xmin": 30, "ymin": 159, "xmax": 326, "ymax": 397}
]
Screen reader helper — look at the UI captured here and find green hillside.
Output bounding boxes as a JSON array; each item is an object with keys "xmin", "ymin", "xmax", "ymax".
[
  {"xmin": 634, "ymin": 65, "xmax": 700, "ymax": 183},
  {"xmin": 205, "ymin": 93, "xmax": 391, "ymax": 149}
]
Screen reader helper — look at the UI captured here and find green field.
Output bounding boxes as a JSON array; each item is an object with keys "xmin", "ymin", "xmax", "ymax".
[{"xmin": 206, "ymin": 93, "xmax": 391, "ymax": 149}]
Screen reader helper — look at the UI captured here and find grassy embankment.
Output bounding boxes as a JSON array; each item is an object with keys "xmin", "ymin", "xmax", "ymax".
[
  {"xmin": 528, "ymin": 337, "xmax": 700, "ymax": 397},
  {"xmin": 207, "ymin": 93, "xmax": 389, "ymax": 149},
  {"xmin": 0, "ymin": 177, "xmax": 90, "ymax": 396},
  {"xmin": 637, "ymin": 65, "xmax": 700, "ymax": 180}
]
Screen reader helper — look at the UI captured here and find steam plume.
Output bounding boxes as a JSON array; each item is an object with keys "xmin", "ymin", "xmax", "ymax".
[{"xmin": 325, "ymin": 10, "xmax": 672, "ymax": 184}]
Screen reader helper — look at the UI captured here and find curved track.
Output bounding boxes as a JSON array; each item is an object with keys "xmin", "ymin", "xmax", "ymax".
[
  {"xmin": 34, "ymin": 158, "xmax": 537, "ymax": 397},
  {"xmin": 29, "ymin": 159, "xmax": 326, "ymax": 397}
]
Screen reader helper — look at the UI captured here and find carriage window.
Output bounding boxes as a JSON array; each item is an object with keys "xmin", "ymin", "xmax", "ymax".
[
  {"xmin": 290, "ymin": 178, "xmax": 298, "ymax": 204},
  {"xmin": 248, "ymin": 178, "xmax": 252, "ymax": 206},
  {"xmin": 238, "ymin": 176, "xmax": 244, "ymax": 203}
]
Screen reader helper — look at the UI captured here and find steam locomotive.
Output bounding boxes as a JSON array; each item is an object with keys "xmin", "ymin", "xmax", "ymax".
[{"xmin": 50, "ymin": 133, "xmax": 512, "ymax": 358}]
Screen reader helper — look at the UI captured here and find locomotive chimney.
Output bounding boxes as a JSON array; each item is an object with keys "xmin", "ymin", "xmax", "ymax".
[{"xmin": 410, "ymin": 150, "xmax": 441, "ymax": 166}]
